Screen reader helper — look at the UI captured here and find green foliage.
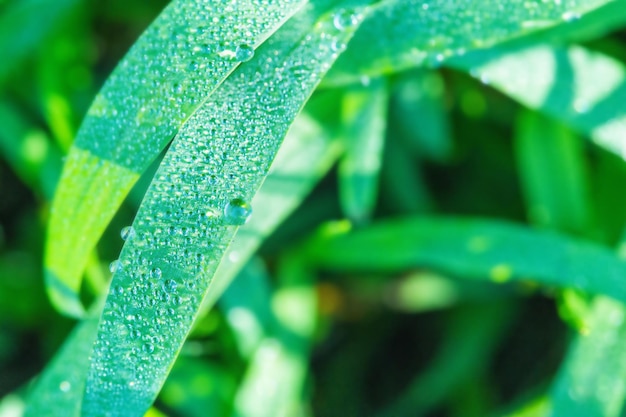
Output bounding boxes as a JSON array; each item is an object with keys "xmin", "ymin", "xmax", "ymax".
[{"xmin": 2, "ymin": 0, "xmax": 626, "ymax": 416}]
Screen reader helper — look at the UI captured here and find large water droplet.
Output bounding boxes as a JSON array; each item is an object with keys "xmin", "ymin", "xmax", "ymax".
[
  {"xmin": 333, "ymin": 9, "xmax": 359, "ymax": 31},
  {"xmin": 109, "ymin": 260, "xmax": 122, "ymax": 273},
  {"xmin": 120, "ymin": 226, "xmax": 135, "ymax": 241},
  {"xmin": 235, "ymin": 44, "xmax": 255, "ymax": 62},
  {"xmin": 142, "ymin": 343, "xmax": 155, "ymax": 354},
  {"xmin": 163, "ymin": 279, "xmax": 177, "ymax": 293},
  {"xmin": 224, "ymin": 198, "xmax": 252, "ymax": 225},
  {"xmin": 562, "ymin": 11, "xmax": 581, "ymax": 22},
  {"xmin": 59, "ymin": 381, "xmax": 71, "ymax": 392}
]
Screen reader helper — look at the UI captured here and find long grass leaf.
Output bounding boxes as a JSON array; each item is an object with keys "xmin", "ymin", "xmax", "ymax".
[
  {"xmin": 325, "ymin": 0, "xmax": 617, "ymax": 85},
  {"xmin": 447, "ymin": 45, "xmax": 626, "ymax": 163},
  {"xmin": 304, "ymin": 217, "xmax": 626, "ymax": 303},
  {"xmin": 338, "ymin": 78, "xmax": 388, "ymax": 222},
  {"xmin": 232, "ymin": 254, "xmax": 315, "ymax": 417},
  {"xmin": 23, "ymin": 307, "xmax": 102, "ymax": 417},
  {"xmin": 44, "ymin": 0, "xmax": 307, "ymax": 318},
  {"xmin": 515, "ymin": 111, "xmax": 591, "ymax": 233},
  {"xmin": 81, "ymin": 2, "xmax": 371, "ymax": 415}
]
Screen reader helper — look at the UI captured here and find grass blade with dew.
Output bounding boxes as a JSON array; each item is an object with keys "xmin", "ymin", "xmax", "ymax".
[
  {"xmin": 44, "ymin": 0, "xmax": 307, "ymax": 318},
  {"xmin": 304, "ymin": 216, "xmax": 626, "ymax": 303},
  {"xmin": 323, "ymin": 0, "xmax": 616, "ymax": 86},
  {"xmin": 81, "ymin": 2, "xmax": 373, "ymax": 415},
  {"xmin": 201, "ymin": 102, "xmax": 343, "ymax": 312}
]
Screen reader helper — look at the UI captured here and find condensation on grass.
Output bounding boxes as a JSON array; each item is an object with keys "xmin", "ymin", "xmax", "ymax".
[
  {"xmin": 44, "ymin": 0, "xmax": 306, "ymax": 318},
  {"xmin": 78, "ymin": 0, "xmax": 305, "ymax": 169},
  {"xmin": 81, "ymin": 3, "xmax": 369, "ymax": 416},
  {"xmin": 326, "ymin": 0, "xmax": 614, "ymax": 83}
]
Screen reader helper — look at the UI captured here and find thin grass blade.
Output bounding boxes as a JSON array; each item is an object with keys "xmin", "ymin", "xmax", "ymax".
[
  {"xmin": 304, "ymin": 217, "xmax": 626, "ymax": 303},
  {"xmin": 338, "ymin": 78, "xmax": 388, "ymax": 222},
  {"xmin": 44, "ymin": 0, "xmax": 307, "ymax": 318}
]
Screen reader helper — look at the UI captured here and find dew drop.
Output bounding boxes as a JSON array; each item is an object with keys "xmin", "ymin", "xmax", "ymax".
[
  {"xmin": 113, "ymin": 285, "xmax": 124, "ymax": 296},
  {"xmin": 129, "ymin": 329, "xmax": 141, "ymax": 339},
  {"xmin": 142, "ymin": 343, "xmax": 155, "ymax": 354},
  {"xmin": 150, "ymin": 267, "xmax": 162, "ymax": 279},
  {"xmin": 224, "ymin": 198, "xmax": 252, "ymax": 225},
  {"xmin": 59, "ymin": 381, "xmax": 71, "ymax": 392},
  {"xmin": 163, "ymin": 279, "xmax": 177, "ymax": 293},
  {"xmin": 235, "ymin": 43, "xmax": 255, "ymax": 62},
  {"xmin": 120, "ymin": 226, "xmax": 135, "ymax": 241},
  {"xmin": 562, "ymin": 11, "xmax": 581, "ymax": 22},
  {"xmin": 333, "ymin": 9, "xmax": 359, "ymax": 31},
  {"xmin": 109, "ymin": 260, "xmax": 122, "ymax": 273}
]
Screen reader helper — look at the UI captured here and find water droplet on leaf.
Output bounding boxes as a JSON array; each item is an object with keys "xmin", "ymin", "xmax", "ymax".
[
  {"xmin": 333, "ymin": 9, "xmax": 359, "ymax": 31},
  {"xmin": 109, "ymin": 260, "xmax": 122, "ymax": 273},
  {"xmin": 235, "ymin": 44, "xmax": 254, "ymax": 62},
  {"xmin": 120, "ymin": 226, "xmax": 135, "ymax": 241},
  {"xmin": 224, "ymin": 198, "xmax": 252, "ymax": 225}
]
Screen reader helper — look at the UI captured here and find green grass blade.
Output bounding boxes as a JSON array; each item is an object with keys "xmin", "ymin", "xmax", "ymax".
[
  {"xmin": 23, "ymin": 308, "xmax": 102, "ymax": 417},
  {"xmin": 515, "ymin": 110, "xmax": 591, "ymax": 233},
  {"xmin": 338, "ymin": 78, "xmax": 388, "ymax": 223},
  {"xmin": 0, "ymin": 0, "xmax": 80, "ymax": 85},
  {"xmin": 549, "ymin": 297, "xmax": 626, "ymax": 417},
  {"xmin": 325, "ymin": 0, "xmax": 616, "ymax": 85},
  {"xmin": 232, "ymin": 254, "xmax": 316, "ymax": 417},
  {"xmin": 202, "ymin": 107, "xmax": 342, "ymax": 312},
  {"xmin": 81, "ymin": 3, "xmax": 371, "ymax": 415},
  {"xmin": 44, "ymin": 0, "xmax": 307, "ymax": 318},
  {"xmin": 220, "ymin": 259, "xmax": 274, "ymax": 359},
  {"xmin": 447, "ymin": 45, "xmax": 626, "ymax": 163},
  {"xmin": 304, "ymin": 217, "xmax": 626, "ymax": 303}
]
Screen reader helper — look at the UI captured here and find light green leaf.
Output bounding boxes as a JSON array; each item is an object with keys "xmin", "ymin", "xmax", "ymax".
[
  {"xmin": 232, "ymin": 254, "xmax": 316, "ymax": 417},
  {"xmin": 338, "ymin": 78, "xmax": 388, "ymax": 222},
  {"xmin": 44, "ymin": 0, "xmax": 307, "ymax": 318},
  {"xmin": 549, "ymin": 297, "xmax": 626, "ymax": 417},
  {"xmin": 23, "ymin": 307, "xmax": 102, "ymax": 417},
  {"xmin": 515, "ymin": 110, "xmax": 591, "ymax": 233},
  {"xmin": 325, "ymin": 0, "xmax": 618, "ymax": 85},
  {"xmin": 447, "ymin": 45, "xmax": 626, "ymax": 162},
  {"xmin": 220, "ymin": 259, "xmax": 274, "ymax": 359},
  {"xmin": 305, "ymin": 217, "xmax": 626, "ymax": 303},
  {"xmin": 81, "ymin": 2, "xmax": 371, "ymax": 415}
]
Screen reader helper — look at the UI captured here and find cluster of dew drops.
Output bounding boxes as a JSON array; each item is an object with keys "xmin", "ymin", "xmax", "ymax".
[{"xmin": 103, "ymin": 198, "xmax": 252, "ymax": 360}]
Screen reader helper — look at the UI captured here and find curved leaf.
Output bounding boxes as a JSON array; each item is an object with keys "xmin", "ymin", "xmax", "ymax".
[
  {"xmin": 325, "ymin": 0, "xmax": 617, "ymax": 85},
  {"xmin": 81, "ymin": 2, "xmax": 371, "ymax": 415},
  {"xmin": 44, "ymin": 0, "xmax": 307, "ymax": 318},
  {"xmin": 304, "ymin": 216, "xmax": 626, "ymax": 303}
]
